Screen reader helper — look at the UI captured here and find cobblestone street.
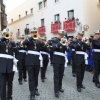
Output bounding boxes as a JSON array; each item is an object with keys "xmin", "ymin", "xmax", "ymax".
[{"xmin": 13, "ymin": 65, "xmax": 100, "ymax": 100}]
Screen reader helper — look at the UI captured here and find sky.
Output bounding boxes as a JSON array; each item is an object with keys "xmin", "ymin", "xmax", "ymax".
[{"xmin": 6, "ymin": 0, "xmax": 27, "ymax": 13}]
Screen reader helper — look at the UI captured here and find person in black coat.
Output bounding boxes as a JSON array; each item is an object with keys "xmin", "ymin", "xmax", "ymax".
[
  {"xmin": 92, "ymin": 30, "xmax": 100, "ymax": 88},
  {"xmin": 15, "ymin": 34, "xmax": 27, "ymax": 85},
  {"xmin": 50, "ymin": 30, "xmax": 68, "ymax": 98},
  {"xmin": 22, "ymin": 27, "xmax": 45, "ymax": 100},
  {"xmin": 0, "ymin": 28, "xmax": 18, "ymax": 100},
  {"xmin": 39, "ymin": 36, "xmax": 49, "ymax": 82},
  {"xmin": 72, "ymin": 31, "xmax": 90, "ymax": 92}
]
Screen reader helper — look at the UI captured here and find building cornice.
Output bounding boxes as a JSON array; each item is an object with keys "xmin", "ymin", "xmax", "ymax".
[{"xmin": 8, "ymin": 13, "xmax": 33, "ymax": 26}]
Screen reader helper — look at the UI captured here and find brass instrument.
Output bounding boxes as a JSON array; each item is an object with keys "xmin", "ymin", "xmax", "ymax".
[
  {"xmin": 46, "ymin": 43, "xmax": 50, "ymax": 47},
  {"xmin": 33, "ymin": 33, "xmax": 39, "ymax": 40},
  {"xmin": 60, "ymin": 38, "xmax": 67, "ymax": 45},
  {"xmin": 20, "ymin": 41, "xmax": 24, "ymax": 47},
  {"xmin": 3, "ymin": 32, "xmax": 10, "ymax": 39}
]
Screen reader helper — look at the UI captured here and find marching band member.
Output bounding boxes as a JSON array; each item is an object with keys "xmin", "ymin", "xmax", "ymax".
[
  {"xmin": 92, "ymin": 30, "xmax": 100, "ymax": 88},
  {"xmin": 15, "ymin": 34, "xmax": 27, "ymax": 85},
  {"xmin": 39, "ymin": 36, "xmax": 49, "ymax": 82},
  {"xmin": 0, "ymin": 28, "xmax": 18, "ymax": 100},
  {"xmin": 72, "ymin": 31, "xmax": 90, "ymax": 92},
  {"xmin": 50, "ymin": 30, "xmax": 68, "ymax": 98},
  {"xmin": 22, "ymin": 27, "xmax": 45, "ymax": 100}
]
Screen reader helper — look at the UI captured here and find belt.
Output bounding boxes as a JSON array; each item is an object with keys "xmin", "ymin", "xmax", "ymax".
[
  {"xmin": 0, "ymin": 54, "xmax": 18, "ymax": 72},
  {"xmin": 54, "ymin": 51, "xmax": 68, "ymax": 67},
  {"xmin": 28, "ymin": 50, "xmax": 43, "ymax": 67},
  {"xmin": 72, "ymin": 49, "xmax": 75, "ymax": 51},
  {"xmin": 76, "ymin": 51, "xmax": 88, "ymax": 64},
  {"xmin": 92, "ymin": 49, "xmax": 100, "ymax": 52},
  {"xmin": 40, "ymin": 51, "xmax": 50, "ymax": 58},
  {"xmin": 19, "ymin": 50, "xmax": 26, "ymax": 53}
]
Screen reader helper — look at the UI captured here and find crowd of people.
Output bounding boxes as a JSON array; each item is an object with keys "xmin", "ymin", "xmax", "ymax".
[{"xmin": 0, "ymin": 27, "xmax": 100, "ymax": 100}]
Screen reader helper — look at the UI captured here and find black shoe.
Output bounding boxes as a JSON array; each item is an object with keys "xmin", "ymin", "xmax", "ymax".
[
  {"xmin": 95, "ymin": 83, "xmax": 100, "ymax": 88},
  {"xmin": 72, "ymin": 73, "xmax": 76, "ymax": 77},
  {"xmin": 30, "ymin": 96, "xmax": 35, "ymax": 100},
  {"xmin": 6, "ymin": 97, "xmax": 12, "ymax": 100},
  {"xmin": 81, "ymin": 85, "xmax": 85, "ymax": 89},
  {"xmin": 44, "ymin": 77, "xmax": 47, "ymax": 79},
  {"xmin": 59, "ymin": 88, "xmax": 64, "ymax": 93},
  {"xmin": 92, "ymin": 80, "xmax": 95, "ymax": 83},
  {"xmin": 55, "ymin": 92, "xmax": 59, "ymax": 98},
  {"xmin": 77, "ymin": 87, "xmax": 81, "ymax": 92},
  {"xmin": 19, "ymin": 80, "xmax": 23, "ymax": 85},
  {"xmin": 35, "ymin": 90, "xmax": 40, "ymax": 96},
  {"xmin": 24, "ymin": 79, "xmax": 27, "ymax": 82},
  {"xmin": 41, "ymin": 79, "xmax": 45, "ymax": 82}
]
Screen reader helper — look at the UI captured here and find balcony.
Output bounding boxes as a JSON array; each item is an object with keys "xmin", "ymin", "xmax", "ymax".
[
  {"xmin": 38, "ymin": 26, "xmax": 45, "ymax": 35},
  {"xmin": 63, "ymin": 20, "xmax": 75, "ymax": 32}
]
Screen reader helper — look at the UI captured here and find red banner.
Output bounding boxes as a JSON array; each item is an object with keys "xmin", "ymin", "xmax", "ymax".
[
  {"xmin": 63, "ymin": 20, "xmax": 75, "ymax": 32},
  {"xmin": 38, "ymin": 26, "xmax": 45, "ymax": 35},
  {"xmin": 51, "ymin": 23, "xmax": 60, "ymax": 34}
]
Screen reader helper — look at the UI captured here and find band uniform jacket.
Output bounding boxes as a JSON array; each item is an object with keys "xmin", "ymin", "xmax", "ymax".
[
  {"xmin": 50, "ymin": 38, "xmax": 67, "ymax": 64},
  {"xmin": 40, "ymin": 43, "xmax": 49, "ymax": 62},
  {"xmin": 92, "ymin": 39, "xmax": 100, "ymax": 60},
  {"xmin": 15, "ymin": 42, "xmax": 27, "ymax": 61},
  {"xmin": 0, "ymin": 38, "xmax": 18, "ymax": 73},
  {"xmin": 72, "ymin": 39, "xmax": 90, "ymax": 63},
  {"xmin": 23, "ymin": 37, "xmax": 45, "ymax": 66}
]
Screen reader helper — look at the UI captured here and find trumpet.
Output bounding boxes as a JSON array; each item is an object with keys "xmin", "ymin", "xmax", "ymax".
[
  {"xmin": 46, "ymin": 43, "xmax": 50, "ymax": 47},
  {"xmin": 3, "ymin": 32, "xmax": 10, "ymax": 39},
  {"xmin": 60, "ymin": 38, "xmax": 67, "ymax": 45},
  {"xmin": 33, "ymin": 33, "xmax": 39, "ymax": 40}
]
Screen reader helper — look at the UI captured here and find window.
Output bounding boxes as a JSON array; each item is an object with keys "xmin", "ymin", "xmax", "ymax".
[
  {"xmin": 41, "ymin": 19, "xmax": 44, "ymax": 26},
  {"xmin": 55, "ymin": 0, "xmax": 59, "ymax": 3},
  {"xmin": 26, "ymin": 24, "xmax": 29, "ymax": 28},
  {"xmin": 19, "ymin": 15, "xmax": 21, "ymax": 19},
  {"xmin": 17, "ymin": 29, "xmax": 20, "ymax": 38},
  {"xmin": 44, "ymin": 0, "xmax": 47, "ymax": 7},
  {"xmin": 39, "ymin": 2, "xmax": 42, "ymax": 10},
  {"xmin": 25, "ymin": 11, "xmax": 28, "ymax": 16},
  {"xmin": 54, "ymin": 14, "xmax": 60, "ymax": 22},
  {"xmin": 11, "ymin": 19, "xmax": 13, "ymax": 22},
  {"xmin": 68, "ymin": 10, "xmax": 74, "ymax": 19},
  {"xmin": 30, "ymin": 8, "xmax": 33, "ymax": 14}
]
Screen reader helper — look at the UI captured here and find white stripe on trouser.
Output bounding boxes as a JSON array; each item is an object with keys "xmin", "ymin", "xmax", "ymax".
[
  {"xmin": 54, "ymin": 52, "xmax": 68, "ymax": 67},
  {"xmin": 19, "ymin": 50, "xmax": 26, "ymax": 53},
  {"xmin": 28, "ymin": 50, "xmax": 43, "ymax": 67},
  {"xmin": 76, "ymin": 51, "xmax": 88, "ymax": 65},
  {"xmin": 0, "ymin": 54, "xmax": 18, "ymax": 72},
  {"xmin": 40, "ymin": 51, "xmax": 50, "ymax": 67}
]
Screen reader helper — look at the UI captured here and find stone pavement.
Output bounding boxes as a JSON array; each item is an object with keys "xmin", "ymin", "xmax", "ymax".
[{"xmin": 13, "ymin": 65, "xmax": 100, "ymax": 100}]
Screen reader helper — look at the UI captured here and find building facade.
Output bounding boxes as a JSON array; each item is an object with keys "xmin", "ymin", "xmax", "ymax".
[{"xmin": 7, "ymin": 0, "xmax": 100, "ymax": 41}]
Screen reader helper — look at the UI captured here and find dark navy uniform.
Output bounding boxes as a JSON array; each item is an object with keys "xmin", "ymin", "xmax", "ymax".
[
  {"xmin": 69, "ymin": 41, "xmax": 76, "ymax": 76},
  {"xmin": 23, "ymin": 36, "xmax": 45, "ymax": 99},
  {"xmin": 15, "ymin": 41, "xmax": 27, "ymax": 84},
  {"xmin": 92, "ymin": 38, "xmax": 100, "ymax": 88},
  {"xmin": 40, "ymin": 43, "xmax": 49, "ymax": 82},
  {"xmin": 72, "ymin": 38, "xmax": 90, "ymax": 92},
  {"xmin": 50, "ymin": 37, "xmax": 67, "ymax": 97},
  {"xmin": 0, "ymin": 37, "xmax": 18, "ymax": 100}
]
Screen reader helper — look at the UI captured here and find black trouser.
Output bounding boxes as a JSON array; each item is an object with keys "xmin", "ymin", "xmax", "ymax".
[
  {"xmin": 75, "ymin": 62, "xmax": 85, "ymax": 88},
  {"xmin": 0, "ymin": 72, "xmax": 14, "ymax": 100},
  {"xmin": 18, "ymin": 61, "xmax": 27, "ymax": 81},
  {"xmin": 93, "ymin": 60, "xmax": 100, "ymax": 84},
  {"xmin": 53, "ymin": 64, "xmax": 64, "ymax": 93},
  {"xmin": 41, "ymin": 60, "xmax": 48, "ymax": 79},
  {"xmin": 26, "ymin": 65, "xmax": 40, "ymax": 97},
  {"xmin": 72, "ymin": 57, "xmax": 76, "ymax": 74}
]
